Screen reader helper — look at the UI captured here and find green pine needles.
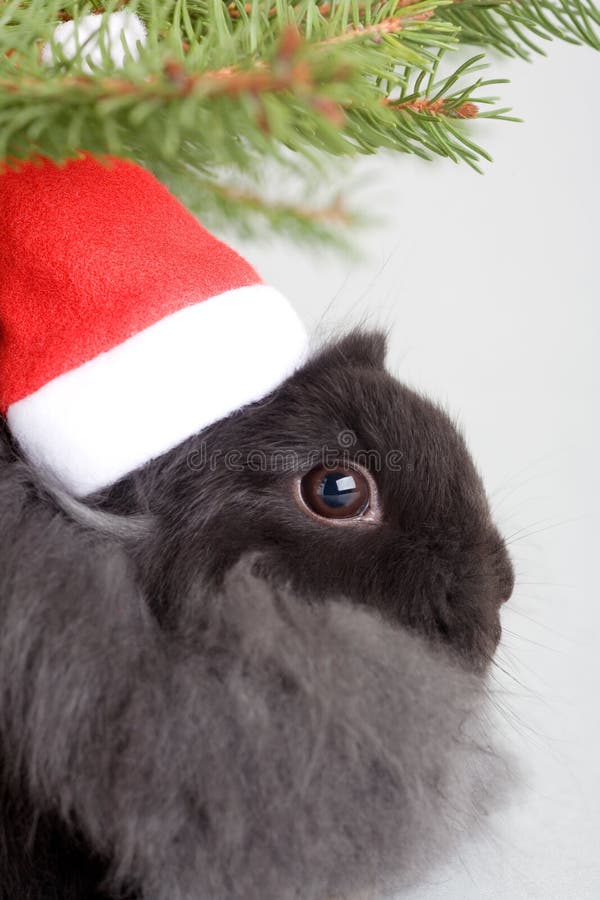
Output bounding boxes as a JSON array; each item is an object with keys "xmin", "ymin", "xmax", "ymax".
[{"xmin": 1, "ymin": 0, "xmax": 598, "ymax": 239}]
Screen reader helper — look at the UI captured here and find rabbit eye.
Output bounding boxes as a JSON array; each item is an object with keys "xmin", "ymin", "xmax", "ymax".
[{"xmin": 299, "ymin": 465, "xmax": 371, "ymax": 521}]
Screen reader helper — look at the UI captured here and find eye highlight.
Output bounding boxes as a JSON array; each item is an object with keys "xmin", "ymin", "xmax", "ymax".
[{"xmin": 297, "ymin": 464, "xmax": 378, "ymax": 523}]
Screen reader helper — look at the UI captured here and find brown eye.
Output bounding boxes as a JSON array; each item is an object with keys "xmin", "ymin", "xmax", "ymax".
[{"xmin": 299, "ymin": 465, "xmax": 371, "ymax": 520}]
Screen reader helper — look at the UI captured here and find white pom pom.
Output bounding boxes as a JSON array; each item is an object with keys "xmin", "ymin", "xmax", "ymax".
[{"xmin": 42, "ymin": 11, "xmax": 147, "ymax": 73}]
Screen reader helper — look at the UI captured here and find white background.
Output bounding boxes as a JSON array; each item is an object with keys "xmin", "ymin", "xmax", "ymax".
[{"xmin": 232, "ymin": 38, "xmax": 600, "ymax": 900}]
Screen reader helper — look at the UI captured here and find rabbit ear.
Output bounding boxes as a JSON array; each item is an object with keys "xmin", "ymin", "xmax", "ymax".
[{"xmin": 330, "ymin": 330, "xmax": 387, "ymax": 370}]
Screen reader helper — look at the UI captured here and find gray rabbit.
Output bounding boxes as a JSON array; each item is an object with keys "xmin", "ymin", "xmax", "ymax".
[
  {"xmin": 0, "ymin": 154, "xmax": 513, "ymax": 900},
  {"xmin": 0, "ymin": 330, "xmax": 513, "ymax": 900}
]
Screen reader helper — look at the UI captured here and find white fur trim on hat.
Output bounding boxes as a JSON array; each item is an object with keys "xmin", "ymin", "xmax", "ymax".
[{"xmin": 7, "ymin": 285, "xmax": 308, "ymax": 496}]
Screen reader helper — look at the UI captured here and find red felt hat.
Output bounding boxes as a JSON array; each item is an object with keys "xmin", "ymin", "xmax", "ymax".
[{"xmin": 0, "ymin": 155, "xmax": 307, "ymax": 495}]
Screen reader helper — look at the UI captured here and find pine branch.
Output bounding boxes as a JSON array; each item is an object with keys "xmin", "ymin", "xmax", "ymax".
[
  {"xmin": 0, "ymin": 2, "xmax": 474, "ymax": 169},
  {"xmin": 440, "ymin": 0, "xmax": 600, "ymax": 57},
  {"xmin": 0, "ymin": 0, "xmax": 597, "ymax": 241},
  {"xmin": 190, "ymin": 176, "xmax": 357, "ymax": 242},
  {"xmin": 214, "ymin": 0, "xmax": 600, "ymax": 55},
  {"xmin": 358, "ymin": 52, "xmax": 518, "ymax": 171}
]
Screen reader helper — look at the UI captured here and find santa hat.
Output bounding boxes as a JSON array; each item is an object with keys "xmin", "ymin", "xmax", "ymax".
[{"xmin": 0, "ymin": 155, "xmax": 308, "ymax": 496}]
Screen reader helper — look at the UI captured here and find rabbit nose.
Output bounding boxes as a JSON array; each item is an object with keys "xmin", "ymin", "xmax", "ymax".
[
  {"xmin": 498, "ymin": 555, "xmax": 515, "ymax": 604},
  {"xmin": 488, "ymin": 530, "xmax": 514, "ymax": 605}
]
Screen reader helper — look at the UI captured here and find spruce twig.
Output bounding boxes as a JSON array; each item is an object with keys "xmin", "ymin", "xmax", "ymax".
[{"xmin": 0, "ymin": 0, "xmax": 597, "ymax": 240}]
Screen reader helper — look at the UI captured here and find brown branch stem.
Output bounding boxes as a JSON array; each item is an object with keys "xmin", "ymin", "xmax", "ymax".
[
  {"xmin": 386, "ymin": 97, "xmax": 479, "ymax": 117},
  {"xmin": 323, "ymin": 11, "xmax": 434, "ymax": 42},
  {"xmin": 203, "ymin": 180, "xmax": 353, "ymax": 226}
]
